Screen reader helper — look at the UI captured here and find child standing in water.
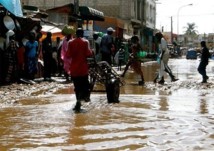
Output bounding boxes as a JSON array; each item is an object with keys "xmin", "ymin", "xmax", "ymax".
[{"xmin": 121, "ymin": 35, "xmax": 145, "ymax": 85}]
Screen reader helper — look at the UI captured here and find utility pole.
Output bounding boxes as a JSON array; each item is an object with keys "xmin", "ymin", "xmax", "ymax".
[
  {"xmin": 74, "ymin": 0, "xmax": 79, "ymax": 15},
  {"xmin": 177, "ymin": 4, "xmax": 193, "ymax": 36},
  {"xmin": 44, "ymin": 0, "xmax": 46, "ymax": 9},
  {"xmin": 74, "ymin": 0, "xmax": 83, "ymax": 28},
  {"xmin": 141, "ymin": 0, "xmax": 145, "ymax": 46}
]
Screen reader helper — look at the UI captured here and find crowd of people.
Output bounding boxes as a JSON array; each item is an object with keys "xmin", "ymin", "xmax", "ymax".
[
  {"xmin": 0, "ymin": 26, "xmax": 210, "ymax": 85},
  {"xmin": 0, "ymin": 26, "xmax": 211, "ymax": 112},
  {"xmin": 0, "ymin": 28, "xmax": 73, "ymax": 85},
  {"xmin": 112, "ymin": 31, "xmax": 211, "ymax": 85}
]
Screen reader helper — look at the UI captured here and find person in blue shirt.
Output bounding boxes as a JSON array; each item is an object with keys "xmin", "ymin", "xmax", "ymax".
[
  {"xmin": 100, "ymin": 27, "xmax": 115, "ymax": 66},
  {"xmin": 24, "ymin": 32, "xmax": 38, "ymax": 80}
]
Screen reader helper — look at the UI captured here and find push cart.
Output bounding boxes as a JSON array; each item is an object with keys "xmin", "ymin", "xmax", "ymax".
[{"xmin": 87, "ymin": 57, "xmax": 124, "ymax": 103}]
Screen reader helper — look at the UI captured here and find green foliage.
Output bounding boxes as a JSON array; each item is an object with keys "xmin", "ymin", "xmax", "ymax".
[{"xmin": 183, "ymin": 23, "xmax": 198, "ymax": 36}]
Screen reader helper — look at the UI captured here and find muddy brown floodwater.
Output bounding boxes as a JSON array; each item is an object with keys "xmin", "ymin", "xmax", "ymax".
[{"xmin": 0, "ymin": 58, "xmax": 214, "ymax": 150}]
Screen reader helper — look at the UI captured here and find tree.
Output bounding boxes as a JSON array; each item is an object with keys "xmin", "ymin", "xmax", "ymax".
[
  {"xmin": 183, "ymin": 23, "xmax": 198, "ymax": 35},
  {"xmin": 183, "ymin": 23, "xmax": 198, "ymax": 47}
]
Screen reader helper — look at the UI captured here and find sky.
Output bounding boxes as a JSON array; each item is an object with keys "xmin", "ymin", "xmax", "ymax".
[{"xmin": 156, "ymin": 0, "xmax": 214, "ymax": 34}]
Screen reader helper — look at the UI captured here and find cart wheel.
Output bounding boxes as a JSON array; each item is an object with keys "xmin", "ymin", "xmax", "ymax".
[
  {"xmin": 106, "ymin": 78, "xmax": 120, "ymax": 103},
  {"xmin": 88, "ymin": 75, "xmax": 96, "ymax": 92}
]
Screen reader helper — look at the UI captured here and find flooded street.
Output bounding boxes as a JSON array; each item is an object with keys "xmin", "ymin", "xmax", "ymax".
[{"xmin": 1, "ymin": 58, "xmax": 214, "ymax": 150}]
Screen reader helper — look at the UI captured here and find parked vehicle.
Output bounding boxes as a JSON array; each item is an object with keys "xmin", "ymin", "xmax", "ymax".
[
  {"xmin": 186, "ymin": 48, "xmax": 197, "ymax": 59},
  {"xmin": 209, "ymin": 49, "xmax": 214, "ymax": 60}
]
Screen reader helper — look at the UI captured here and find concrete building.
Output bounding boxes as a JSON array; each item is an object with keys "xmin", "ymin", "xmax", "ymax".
[
  {"xmin": 21, "ymin": 0, "xmax": 71, "ymax": 9},
  {"xmin": 21, "ymin": 0, "xmax": 157, "ymax": 51}
]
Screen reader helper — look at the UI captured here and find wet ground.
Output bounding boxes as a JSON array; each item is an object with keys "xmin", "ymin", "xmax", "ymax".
[{"xmin": 0, "ymin": 57, "xmax": 214, "ymax": 150}]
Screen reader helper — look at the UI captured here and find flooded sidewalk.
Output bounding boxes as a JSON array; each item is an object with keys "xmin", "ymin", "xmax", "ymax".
[{"xmin": 0, "ymin": 58, "xmax": 214, "ymax": 150}]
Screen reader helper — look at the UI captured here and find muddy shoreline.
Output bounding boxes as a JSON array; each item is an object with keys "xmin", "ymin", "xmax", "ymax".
[
  {"xmin": 1, "ymin": 76, "xmax": 214, "ymax": 106},
  {"xmin": 0, "ymin": 78, "xmax": 72, "ymax": 104}
]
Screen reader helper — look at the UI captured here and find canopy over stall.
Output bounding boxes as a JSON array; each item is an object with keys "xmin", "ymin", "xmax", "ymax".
[
  {"xmin": 0, "ymin": 0, "xmax": 23, "ymax": 17},
  {"xmin": 79, "ymin": 6, "xmax": 104, "ymax": 21},
  {"xmin": 47, "ymin": 3, "xmax": 104, "ymax": 22}
]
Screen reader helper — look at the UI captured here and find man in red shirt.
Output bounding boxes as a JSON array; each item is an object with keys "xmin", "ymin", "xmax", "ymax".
[{"xmin": 66, "ymin": 28, "xmax": 93, "ymax": 112}]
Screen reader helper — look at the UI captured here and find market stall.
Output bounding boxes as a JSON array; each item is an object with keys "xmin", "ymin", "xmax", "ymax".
[{"xmin": 41, "ymin": 25, "xmax": 64, "ymax": 41}]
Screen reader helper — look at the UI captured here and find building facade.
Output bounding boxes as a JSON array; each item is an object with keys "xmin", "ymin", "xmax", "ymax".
[
  {"xmin": 21, "ymin": 0, "xmax": 71, "ymax": 9},
  {"xmin": 21, "ymin": 0, "xmax": 157, "ymax": 51}
]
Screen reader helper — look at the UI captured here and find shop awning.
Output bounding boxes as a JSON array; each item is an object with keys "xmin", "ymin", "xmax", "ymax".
[
  {"xmin": 79, "ymin": 6, "xmax": 104, "ymax": 21},
  {"xmin": 0, "ymin": 0, "xmax": 23, "ymax": 17}
]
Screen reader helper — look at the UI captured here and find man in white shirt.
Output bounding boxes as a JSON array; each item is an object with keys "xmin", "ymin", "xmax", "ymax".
[{"xmin": 154, "ymin": 32, "xmax": 178, "ymax": 84}]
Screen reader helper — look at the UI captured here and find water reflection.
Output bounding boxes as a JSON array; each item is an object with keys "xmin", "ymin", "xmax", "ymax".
[
  {"xmin": 159, "ymin": 98, "xmax": 169, "ymax": 111},
  {"xmin": 199, "ymin": 99, "xmax": 208, "ymax": 114}
]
